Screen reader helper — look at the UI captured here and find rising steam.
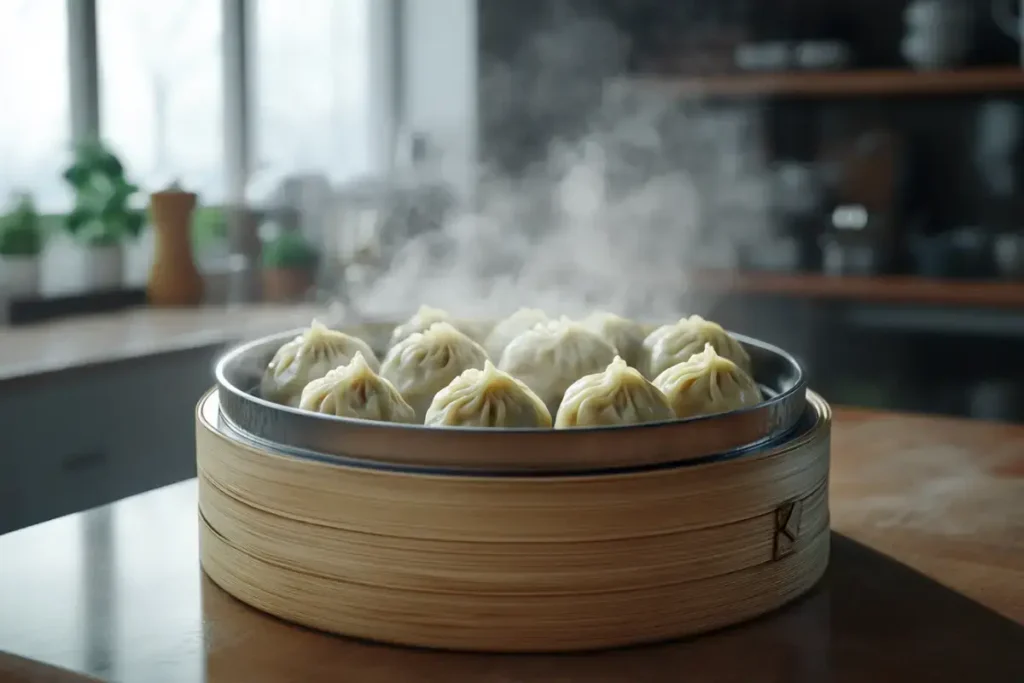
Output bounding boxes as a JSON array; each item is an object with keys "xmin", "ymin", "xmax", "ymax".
[{"xmin": 341, "ymin": 9, "xmax": 771, "ymax": 324}]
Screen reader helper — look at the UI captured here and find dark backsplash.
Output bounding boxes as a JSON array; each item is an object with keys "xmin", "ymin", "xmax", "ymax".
[
  {"xmin": 476, "ymin": 0, "xmax": 1024, "ymax": 423},
  {"xmin": 477, "ymin": 0, "xmax": 1024, "ymax": 241}
]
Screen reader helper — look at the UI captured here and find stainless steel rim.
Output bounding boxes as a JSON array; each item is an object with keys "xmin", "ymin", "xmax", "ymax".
[{"xmin": 213, "ymin": 325, "xmax": 808, "ymax": 473}]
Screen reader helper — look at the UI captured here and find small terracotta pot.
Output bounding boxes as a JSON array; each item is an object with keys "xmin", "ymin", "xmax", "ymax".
[{"xmin": 262, "ymin": 268, "xmax": 314, "ymax": 302}]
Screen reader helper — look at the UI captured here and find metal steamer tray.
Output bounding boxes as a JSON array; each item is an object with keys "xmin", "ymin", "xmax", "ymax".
[{"xmin": 214, "ymin": 320, "xmax": 808, "ymax": 474}]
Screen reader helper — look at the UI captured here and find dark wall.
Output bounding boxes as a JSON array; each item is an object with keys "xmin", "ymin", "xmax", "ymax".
[
  {"xmin": 474, "ymin": 0, "xmax": 1024, "ymax": 423},
  {"xmin": 477, "ymin": 0, "xmax": 627, "ymax": 174},
  {"xmin": 477, "ymin": 0, "xmax": 1024, "ymax": 231}
]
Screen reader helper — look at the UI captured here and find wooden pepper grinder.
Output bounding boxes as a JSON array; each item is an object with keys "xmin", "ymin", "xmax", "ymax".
[{"xmin": 147, "ymin": 182, "xmax": 204, "ymax": 306}]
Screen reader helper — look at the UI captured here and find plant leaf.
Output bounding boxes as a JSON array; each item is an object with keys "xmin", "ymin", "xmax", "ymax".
[
  {"xmin": 65, "ymin": 207, "xmax": 92, "ymax": 233},
  {"xmin": 63, "ymin": 140, "xmax": 139, "ymax": 245},
  {"xmin": 62, "ymin": 164, "xmax": 90, "ymax": 187},
  {"xmin": 97, "ymin": 152, "xmax": 124, "ymax": 177},
  {"xmin": 123, "ymin": 210, "xmax": 145, "ymax": 238}
]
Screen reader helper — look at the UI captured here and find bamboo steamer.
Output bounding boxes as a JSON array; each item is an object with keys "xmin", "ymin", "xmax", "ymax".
[
  {"xmin": 196, "ymin": 386, "xmax": 831, "ymax": 652},
  {"xmin": 212, "ymin": 325, "xmax": 809, "ymax": 473}
]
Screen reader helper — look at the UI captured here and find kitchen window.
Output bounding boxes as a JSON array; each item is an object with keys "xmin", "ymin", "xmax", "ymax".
[
  {"xmin": 0, "ymin": 0, "xmax": 402, "ymax": 282},
  {"xmin": 0, "ymin": 1, "xmax": 72, "ymax": 212}
]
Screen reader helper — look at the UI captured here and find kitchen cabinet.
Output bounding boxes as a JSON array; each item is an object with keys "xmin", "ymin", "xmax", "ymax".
[{"xmin": 0, "ymin": 345, "xmax": 225, "ymax": 534}]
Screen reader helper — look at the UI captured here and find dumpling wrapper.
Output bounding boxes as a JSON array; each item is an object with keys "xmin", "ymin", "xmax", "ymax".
[
  {"xmin": 644, "ymin": 314, "xmax": 752, "ymax": 380},
  {"xmin": 389, "ymin": 305, "xmax": 495, "ymax": 347},
  {"xmin": 555, "ymin": 356, "xmax": 674, "ymax": 428},
  {"xmin": 260, "ymin": 319, "xmax": 379, "ymax": 407},
  {"xmin": 380, "ymin": 321, "xmax": 489, "ymax": 422},
  {"xmin": 653, "ymin": 342, "xmax": 761, "ymax": 419},
  {"xmin": 298, "ymin": 352, "xmax": 416, "ymax": 424},
  {"xmin": 580, "ymin": 311, "xmax": 647, "ymax": 369},
  {"xmin": 498, "ymin": 316, "xmax": 618, "ymax": 418},
  {"xmin": 484, "ymin": 307, "xmax": 549, "ymax": 361},
  {"xmin": 389, "ymin": 305, "xmax": 455, "ymax": 348},
  {"xmin": 425, "ymin": 360, "xmax": 552, "ymax": 428}
]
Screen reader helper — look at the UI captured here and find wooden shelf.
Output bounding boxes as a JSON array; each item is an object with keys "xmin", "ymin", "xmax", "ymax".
[
  {"xmin": 696, "ymin": 271, "xmax": 1024, "ymax": 309},
  {"xmin": 628, "ymin": 67, "xmax": 1024, "ymax": 98}
]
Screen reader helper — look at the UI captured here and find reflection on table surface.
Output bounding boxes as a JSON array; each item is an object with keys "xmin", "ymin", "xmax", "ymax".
[{"xmin": 0, "ymin": 482, "xmax": 202, "ymax": 682}]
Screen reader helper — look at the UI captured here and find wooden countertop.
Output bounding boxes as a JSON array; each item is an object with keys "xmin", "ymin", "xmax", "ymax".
[
  {"xmin": 0, "ymin": 306, "xmax": 325, "ymax": 381},
  {"xmin": 0, "ymin": 408, "xmax": 1021, "ymax": 682}
]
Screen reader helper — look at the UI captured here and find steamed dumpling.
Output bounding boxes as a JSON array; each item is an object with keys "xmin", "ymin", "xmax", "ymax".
[
  {"xmin": 299, "ymin": 352, "xmax": 416, "ymax": 423},
  {"xmin": 380, "ymin": 322, "xmax": 489, "ymax": 421},
  {"xmin": 389, "ymin": 305, "xmax": 494, "ymax": 347},
  {"xmin": 484, "ymin": 307, "xmax": 549, "ymax": 360},
  {"xmin": 581, "ymin": 311, "xmax": 646, "ymax": 369},
  {"xmin": 425, "ymin": 360, "xmax": 551, "ymax": 428},
  {"xmin": 389, "ymin": 305, "xmax": 454, "ymax": 347},
  {"xmin": 556, "ymin": 356, "xmax": 674, "ymax": 429},
  {"xmin": 644, "ymin": 314, "xmax": 752, "ymax": 379},
  {"xmin": 498, "ymin": 316, "xmax": 618, "ymax": 417},
  {"xmin": 452, "ymin": 318, "xmax": 496, "ymax": 346},
  {"xmin": 261, "ymin": 320, "xmax": 380, "ymax": 407},
  {"xmin": 653, "ymin": 343, "xmax": 761, "ymax": 419}
]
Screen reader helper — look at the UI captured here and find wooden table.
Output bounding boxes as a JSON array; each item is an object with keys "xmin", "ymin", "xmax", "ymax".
[
  {"xmin": 1, "ymin": 408, "xmax": 1022, "ymax": 683},
  {"xmin": 0, "ymin": 305, "xmax": 323, "ymax": 381}
]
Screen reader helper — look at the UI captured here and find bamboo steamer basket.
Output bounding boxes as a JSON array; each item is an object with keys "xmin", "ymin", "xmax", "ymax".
[
  {"xmin": 197, "ymin": 325, "xmax": 831, "ymax": 653},
  {"xmin": 211, "ymin": 324, "xmax": 809, "ymax": 473}
]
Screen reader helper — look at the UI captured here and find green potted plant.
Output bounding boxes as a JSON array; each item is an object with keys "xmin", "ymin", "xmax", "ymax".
[
  {"xmin": 62, "ymin": 140, "xmax": 145, "ymax": 291},
  {"xmin": 261, "ymin": 228, "xmax": 320, "ymax": 302},
  {"xmin": 0, "ymin": 192, "xmax": 46, "ymax": 298}
]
